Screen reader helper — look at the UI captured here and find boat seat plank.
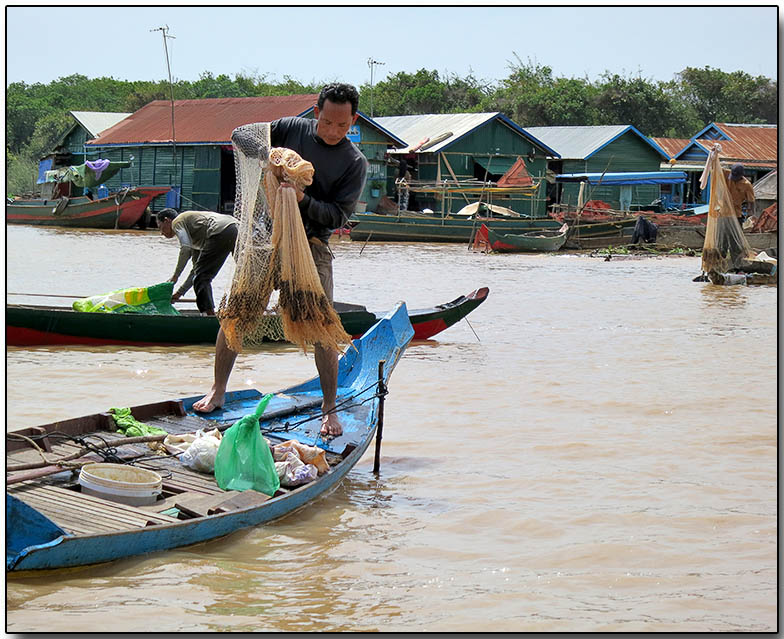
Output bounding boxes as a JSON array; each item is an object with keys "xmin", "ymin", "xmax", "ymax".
[
  {"xmin": 8, "ymin": 483, "xmax": 178, "ymax": 535},
  {"xmin": 174, "ymin": 490, "xmax": 271, "ymax": 518},
  {"xmin": 12, "ymin": 484, "xmax": 179, "ymax": 526},
  {"xmin": 17, "ymin": 489, "xmax": 162, "ymax": 528}
]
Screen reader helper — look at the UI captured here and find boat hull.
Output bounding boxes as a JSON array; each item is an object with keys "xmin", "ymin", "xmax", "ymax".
[
  {"xmin": 7, "ymin": 303, "xmax": 415, "ymax": 572},
  {"xmin": 6, "ymin": 187, "xmax": 170, "ymax": 229},
  {"xmin": 478, "ymin": 224, "xmax": 567, "ymax": 252},
  {"xmin": 349, "ymin": 212, "xmax": 560, "ymax": 243},
  {"xmin": 6, "ymin": 288, "xmax": 488, "ymax": 346}
]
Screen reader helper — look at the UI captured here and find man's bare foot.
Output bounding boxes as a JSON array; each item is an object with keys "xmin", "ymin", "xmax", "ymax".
[
  {"xmin": 320, "ymin": 413, "xmax": 342, "ymax": 437},
  {"xmin": 192, "ymin": 389, "xmax": 225, "ymax": 413}
]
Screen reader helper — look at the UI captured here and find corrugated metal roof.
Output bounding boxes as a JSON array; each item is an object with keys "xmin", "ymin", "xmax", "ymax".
[
  {"xmin": 71, "ymin": 111, "xmax": 132, "ymax": 137},
  {"xmin": 713, "ymin": 123, "xmax": 778, "ymax": 163},
  {"xmin": 555, "ymin": 171, "xmax": 687, "ymax": 185},
  {"xmin": 523, "ymin": 125, "xmax": 636, "ymax": 160},
  {"xmin": 87, "ymin": 95, "xmax": 319, "ymax": 145},
  {"xmin": 375, "ymin": 112, "xmax": 559, "ymax": 157},
  {"xmin": 377, "ymin": 112, "xmax": 499, "ymax": 153},
  {"xmin": 674, "ymin": 122, "xmax": 778, "ymax": 166},
  {"xmin": 651, "ymin": 137, "xmax": 691, "ymax": 160},
  {"xmin": 753, "ymin": 169, "xmax": 777, "ymax": 199}
]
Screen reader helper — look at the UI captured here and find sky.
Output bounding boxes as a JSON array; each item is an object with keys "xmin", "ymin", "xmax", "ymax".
[{"xmin": 4, "ymin": 5, "xmax": 779, "ymax": 90}]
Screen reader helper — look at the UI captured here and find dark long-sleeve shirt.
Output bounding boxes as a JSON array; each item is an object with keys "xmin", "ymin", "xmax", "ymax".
[{"xmin": 270, "ymin": 117, "xmax": 368, "ymax": 243}]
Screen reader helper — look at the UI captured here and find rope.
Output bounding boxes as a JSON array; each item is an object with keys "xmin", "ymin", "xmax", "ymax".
[{"xmin": 262, "ymin": 381, "xmax": 388, "ymax": 436}]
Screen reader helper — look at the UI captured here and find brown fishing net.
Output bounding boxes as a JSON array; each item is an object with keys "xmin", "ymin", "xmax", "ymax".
[
  {"xmin": 218, "ymin": 123, "xmax": 351, "ymax": 353},
  {"xmin": 700, "ymin": 143, "xmax": 756, "ymax": 274}
]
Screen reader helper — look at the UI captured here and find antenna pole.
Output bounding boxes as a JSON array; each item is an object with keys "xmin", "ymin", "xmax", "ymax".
[
  {"xmin": 367, "ymin": 57, "xmax": 385, "ymax": 117},
  {"xmin": 152, "ymin": 25, "xmax": 178, "ymax": 189}
]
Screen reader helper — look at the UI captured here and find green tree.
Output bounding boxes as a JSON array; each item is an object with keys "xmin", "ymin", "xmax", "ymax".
[
  {"xmin": 361, "ymin": 68, "xmax": 488, "ymax": 116},
  {"xmin": 675, "ymin": 66, "xmax": 778, "ymax": 125},
  {"xmin": 592, "ymin": 73, "xmax": 693, "ymax": 136}
]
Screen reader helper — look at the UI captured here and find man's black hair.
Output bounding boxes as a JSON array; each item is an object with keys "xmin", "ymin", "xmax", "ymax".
[
  {"xmin": 156, "ymin": 208, "xmax": 178, "ymax": 224},
  {"xmin": 317, "ymin": 83, "xmax": 360, "ymax": 115}
]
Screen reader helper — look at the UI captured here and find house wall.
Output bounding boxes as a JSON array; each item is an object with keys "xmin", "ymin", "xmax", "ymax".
[
  {"xmin": 62, "ymin": 127, "xmax": 92, "ymax": 165},
  {"xmin": 301, "ymin": 113, "xmax": 394, "ymax": 213},
  {"xmin": 559, "ymin": 132, "xmax": 664, "ymax": 210},
  {"xmin": 87, "ymin": 144, "xmax": 192, "ymax": 211},
  {"xmin": 91, "ymin": 119, "xmax": 399, "ymax": 216},
  {"xmin": 410, "ymin": 119, "xmax": 549, "ymax": 216}
]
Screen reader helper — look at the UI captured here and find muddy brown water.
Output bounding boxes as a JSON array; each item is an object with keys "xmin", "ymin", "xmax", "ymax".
[{"xmin": 5, "ymin": 225, "xmax": 777, "ymax": 632}]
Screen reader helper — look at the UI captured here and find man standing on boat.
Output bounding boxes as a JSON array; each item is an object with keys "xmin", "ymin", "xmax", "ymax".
[
  {"xmin": 157, "ymin": 209, "xmax": 238, "ymax": 316},
  {"xmin": 192, "ymin": 83, "xmax": 368, "ymax": 438}
]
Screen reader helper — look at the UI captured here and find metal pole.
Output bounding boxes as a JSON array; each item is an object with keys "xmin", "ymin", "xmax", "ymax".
[
  {"xmin": 367, "ymin": 57, "xmax": 385, "ymax": 118},
  {"xmin": 152, "ymin": 26, "xmax": 178, "ymax": 188},
  {"xmin": 372, "ymin": 359, "xmax": 387, "ymax": 474}
]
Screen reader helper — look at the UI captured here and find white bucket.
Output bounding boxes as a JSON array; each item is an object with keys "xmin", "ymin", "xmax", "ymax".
[{"xmin": 79, "ymin": 463, "xmax": 162, "ymax": 506}]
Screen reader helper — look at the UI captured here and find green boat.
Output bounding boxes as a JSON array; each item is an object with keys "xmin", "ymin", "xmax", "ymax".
[
  {"xmin": 6, "ymin": 288, "xmax": 489, "ymax": 347},
  {"xmin": 476, "ymin": 224, "xmax": 568, "ymax": 253},
  {"xmin": 348, "ymin": 211, "xmax": 561, "ymax": 243}
]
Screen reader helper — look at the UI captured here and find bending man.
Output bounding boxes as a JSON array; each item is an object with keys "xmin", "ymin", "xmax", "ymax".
[
  {"xmin": 193, "ymin": 83, "xmax": 368, "ymax": 438},
  {"xmin": 157, "ymin": 209, "xmax": 238, "ymax": 315}
]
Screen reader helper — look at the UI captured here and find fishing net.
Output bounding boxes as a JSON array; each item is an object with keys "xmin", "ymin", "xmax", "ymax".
[
  {"xmin": 700, "ymin": 143, "xmax": 756, "ymax": 274},
  {"xmin": 217, "ymin": 123, "xmax": 352, "ymax": 353}
]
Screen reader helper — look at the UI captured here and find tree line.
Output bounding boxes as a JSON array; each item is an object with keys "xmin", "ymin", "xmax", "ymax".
[{"xmin": 6, "ymin": 58, "xmax": 776, "ymax": 194}]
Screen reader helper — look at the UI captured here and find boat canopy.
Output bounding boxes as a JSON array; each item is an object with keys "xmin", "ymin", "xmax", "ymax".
[
  {"xmin": 555, "ymin": 171, "xmax": 687, "ymax": 185},
  {"xmin": 44, "ymin": 160, "xmax": 131, "ymax": 188}
]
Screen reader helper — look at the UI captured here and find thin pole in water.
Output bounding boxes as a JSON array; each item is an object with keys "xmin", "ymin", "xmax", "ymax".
[{"xmin": 372, "ymin": 359, "xmax": 387, "ymax": 475}]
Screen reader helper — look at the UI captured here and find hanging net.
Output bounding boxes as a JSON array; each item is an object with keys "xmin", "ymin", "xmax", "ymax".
[
  {"xmin": 217, "ymin": 123, "xmax": 352, "ymax": 353},
  {"xmin": 700, "ymin": 143, "xmax": 756, "ymax": 274}
]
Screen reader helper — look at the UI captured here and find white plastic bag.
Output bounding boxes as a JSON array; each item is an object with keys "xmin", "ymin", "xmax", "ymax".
[
  {"xmin": 179, "ymin": 428, "xmax": 222, "ymax": 473},
  {"xmin": 274, "ymin": 452, "xmax": 318, "ymax": 487}
]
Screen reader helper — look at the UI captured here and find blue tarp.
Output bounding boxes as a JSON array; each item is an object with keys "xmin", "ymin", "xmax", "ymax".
[{"xmin": 555, "ymin": 171, "xmax": 687, "ymax": 185}]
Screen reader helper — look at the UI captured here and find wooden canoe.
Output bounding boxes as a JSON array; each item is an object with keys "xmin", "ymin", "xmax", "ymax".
[
  {"xmin": 6, "ymin": 187, "xmax": 170, "ymax": 229},
  {"xmin": 348, "ymin": 211, "xmax": 561, "ymax": 243},
  {"xmin": 476, "ymin": 224, "xmax": 568, "ymax": 253},
  {"xmin": 6, "ymin": 287, "xmax": 489, "ymax": 346},
  {"xmin": 6, "ymin": 303, "xmax": 414, "ymax": 573}
]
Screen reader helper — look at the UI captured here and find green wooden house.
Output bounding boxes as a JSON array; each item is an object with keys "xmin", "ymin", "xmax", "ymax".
[
  {"xmin": 84, "ymin": 96, "xmax": 404, "ymax": 214},
  {"xmin": 523, "ymin": 125, "xmax": 670, "ymax": 211},
  {"xmin": 375, "ymin": 113, "xmax": 560, "ymax": 217}
]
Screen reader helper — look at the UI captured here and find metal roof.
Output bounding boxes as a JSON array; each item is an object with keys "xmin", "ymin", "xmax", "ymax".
[
  {"xmin": 713, "ymin": 123, "xmax": 778, "ymax": 163},
  {"xmin": 86, "ymin": 95, "xmax": 319, "ymax": 145},
  {"xmin": 555, "ymin": 171, "xmax": 687, "ymax": 185},
  {"xmin": 674, "ymin": 122, "xmax": 778, "ymax": 166},
  {"xmin": 753, "ymin": 169, "xmax": 777, "ymax": 199},
  {"xmin": 651, "ymin": 137, "xmax": 691, "ymax": 160},
  {"xmin": 523, "ymin": 125, "xmax": 669, "ymax": 160},
  {"xmin": 71, "ymin": 111, "xmax": 132, "ymax": 137},
  {"xmin": 374, "ymin": 112, "xmax": 560, "ymax": 157}
]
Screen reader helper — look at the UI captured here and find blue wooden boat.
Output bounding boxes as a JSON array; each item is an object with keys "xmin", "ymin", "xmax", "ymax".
[{"xmin": 6, "ymin": 303, "xmax": 414, "ymax": 573}]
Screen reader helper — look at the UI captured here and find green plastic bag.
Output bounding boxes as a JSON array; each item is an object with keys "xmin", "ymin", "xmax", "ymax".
[
  {"xmin": 73, "ymin": 282, "xmax": 180, "ymax": 315},
  {"xmin": 214, "ymin": 394, "xmax": 280, "ymax": 495}
]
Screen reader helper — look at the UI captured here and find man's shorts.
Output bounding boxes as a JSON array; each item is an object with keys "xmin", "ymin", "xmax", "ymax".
[{"xmin": 309, "ymin": 237, "xmax": 334, "ymax": 302}]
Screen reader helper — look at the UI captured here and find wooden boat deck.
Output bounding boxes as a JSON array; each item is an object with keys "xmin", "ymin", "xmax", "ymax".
[
  {"xmin": 6, "ymin": 410, "xmax": 348, "ymax": 537},
  {"xmin": 8, "ymin": 483, "xmax": 179, "ymax": 535}
]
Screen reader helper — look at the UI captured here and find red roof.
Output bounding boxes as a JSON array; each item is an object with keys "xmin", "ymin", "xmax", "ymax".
[
  {"xmin": 706, "ymin": 123, "xmax": 778, "ymax": 166},
  {"xmin": 87, "ymin": 95, "xmax": 319, "ymax": 145},
  {"xmin": 651, "ymin": 137, "xmax": 690, "ymax": 160}
]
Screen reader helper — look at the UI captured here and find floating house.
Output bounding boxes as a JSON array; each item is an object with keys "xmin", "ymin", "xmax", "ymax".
[
  {"xmin": 374, "ymin": 112, "xmax": 559, "ymax": 217},
  {"xmin": 663, "ymin": 123, "xmax": 778, "ymax": 204},
  {"xmin": 522, "ymin": 125, "xmax": 672, "ymax": 212},
  {"xmin": 84, "ymin": 96, "xmax": 404, "ymax": 213}
]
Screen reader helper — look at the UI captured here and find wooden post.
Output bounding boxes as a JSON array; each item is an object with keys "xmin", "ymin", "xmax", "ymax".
[{"xmin": 372, "ymin": 359, "xmax": 387, "ymax": 475}]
